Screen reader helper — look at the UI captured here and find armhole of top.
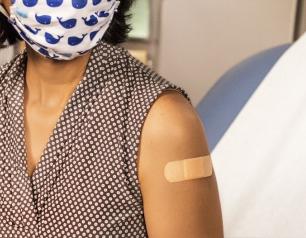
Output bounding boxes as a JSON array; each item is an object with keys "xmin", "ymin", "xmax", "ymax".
[{"xmin": 160, "ymin": 87, "xmax": 193, "ymax": 106}]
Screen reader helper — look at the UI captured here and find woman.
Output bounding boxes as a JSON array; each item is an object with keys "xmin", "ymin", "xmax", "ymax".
[{"xmin": 0, "ymin": 0, "xmax": 223, "ymax": 237}]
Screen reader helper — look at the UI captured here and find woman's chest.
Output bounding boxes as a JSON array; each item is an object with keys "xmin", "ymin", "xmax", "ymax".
[{"xmin": 23, "ymin": 103, "xmax": 65, "ymax": 178}]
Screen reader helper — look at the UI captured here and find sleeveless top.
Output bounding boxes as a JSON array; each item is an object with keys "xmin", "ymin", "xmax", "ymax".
[{"xmin": 0, "ymin": 40, "xmax": 192, "ymax": 237}]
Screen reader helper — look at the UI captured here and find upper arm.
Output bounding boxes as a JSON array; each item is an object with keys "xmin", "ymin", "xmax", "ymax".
[{"xmin": 137, "ymin": 90, "xmax": 224, "ymax": 238}]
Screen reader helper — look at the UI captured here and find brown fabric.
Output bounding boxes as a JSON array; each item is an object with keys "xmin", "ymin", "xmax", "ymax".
[{"xmin": 0, "ymin": 40, "xmax": 192, "ymax": 237}]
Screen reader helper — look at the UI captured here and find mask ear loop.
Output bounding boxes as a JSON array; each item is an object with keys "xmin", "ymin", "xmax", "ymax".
[{"xmin": 0, "ymin": 4, "xmax": 9, "ymax": 18}]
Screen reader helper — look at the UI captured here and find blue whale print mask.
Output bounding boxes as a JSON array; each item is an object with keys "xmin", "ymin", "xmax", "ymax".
[{"xmin": 7, "ymin": 0, "xmax": 120, "ymax": 60}]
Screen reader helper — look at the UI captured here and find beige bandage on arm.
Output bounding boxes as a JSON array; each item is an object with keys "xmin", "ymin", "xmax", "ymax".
[{"xmin": 164, "ymin": 155, "xmax": 213, "ymax": 183}]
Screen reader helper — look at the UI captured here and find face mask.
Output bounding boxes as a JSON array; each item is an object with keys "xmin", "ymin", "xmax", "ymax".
[{"xmin": 7, "ymin": 0, "xmax": 120, "ymax": 60}]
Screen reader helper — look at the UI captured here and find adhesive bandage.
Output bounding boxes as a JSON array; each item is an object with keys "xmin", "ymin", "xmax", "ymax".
[{"xmin": 164, "ymin": 155, "xmax": 213, "ymax": 183}]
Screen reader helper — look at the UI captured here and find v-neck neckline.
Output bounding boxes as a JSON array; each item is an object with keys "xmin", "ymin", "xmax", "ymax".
[
  {"xmin": 19, "ymin": 47, "xmax": 96, "ymax": 180},
  {"xmin": 2, "ymin": 39, "xmax": 115, "ymax": 228}
]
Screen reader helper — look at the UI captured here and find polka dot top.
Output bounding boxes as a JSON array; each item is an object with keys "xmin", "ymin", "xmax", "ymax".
[{"xmin": 0, "ymin": 40, "xmax": 192, "ymax": 237}]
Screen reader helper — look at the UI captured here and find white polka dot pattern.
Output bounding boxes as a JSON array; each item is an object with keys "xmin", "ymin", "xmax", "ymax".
[{"xmin": 0, "ymin": 39, "xmax": 192, "ymax": 237}]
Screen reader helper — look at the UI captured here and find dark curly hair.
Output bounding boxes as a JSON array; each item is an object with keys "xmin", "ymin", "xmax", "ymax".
[{"xmin": 0, "ymin": 0, "xmax": 135, "ymax": 48}]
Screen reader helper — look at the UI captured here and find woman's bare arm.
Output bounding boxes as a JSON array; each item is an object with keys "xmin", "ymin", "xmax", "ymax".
[{"xmin": 137, "ymin": 90, "xmax": 224, "ymax": 238}]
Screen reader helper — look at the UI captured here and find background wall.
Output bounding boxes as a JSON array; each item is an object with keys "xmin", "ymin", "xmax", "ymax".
[
  {"xmin": 156, "ymin": 0, "xmax": 298, "ymax": 106},
  {"xmin": 0, "ymin": 44, "xmax": 17, "ymax": 65}
]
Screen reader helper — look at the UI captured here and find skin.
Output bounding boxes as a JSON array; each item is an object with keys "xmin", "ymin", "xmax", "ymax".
[
  {"xmin": 3, "ymin": 0, "xmax": 224, "ymax": 236},
  {"xmin": 137, "ymin": 90, "xmax": 224, "ymax": 237}
]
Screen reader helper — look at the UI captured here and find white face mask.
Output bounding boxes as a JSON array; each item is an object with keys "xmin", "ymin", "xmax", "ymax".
[{"xmin": 6, "ymin": 0, "xmax": 120, "ymax": 60}]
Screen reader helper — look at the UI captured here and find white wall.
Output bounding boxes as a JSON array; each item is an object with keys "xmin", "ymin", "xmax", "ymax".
[
  {"xmin": 0, "ymin": 44, "xmax": 17, "ymax": 66},
  {"xmin": 157, "ymin": 0, "xmax": 297, "ymax": 106}
]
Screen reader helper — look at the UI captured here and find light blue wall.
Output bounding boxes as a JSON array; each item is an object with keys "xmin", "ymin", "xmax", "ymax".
[{"xmin": 128, "ymin": 0, "xmax": 150, "ymax": 40}]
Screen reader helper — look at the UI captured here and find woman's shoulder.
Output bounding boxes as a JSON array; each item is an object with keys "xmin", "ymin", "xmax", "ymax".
[{"xmin": 102, "ymin": 42, "xmax": 192, "ymax": 104}]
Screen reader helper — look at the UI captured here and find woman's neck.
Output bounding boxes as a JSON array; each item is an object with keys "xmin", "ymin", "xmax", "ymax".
[{"xmin": 24, "ymin": 44, "xmax": 91, "ymax": 109}]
